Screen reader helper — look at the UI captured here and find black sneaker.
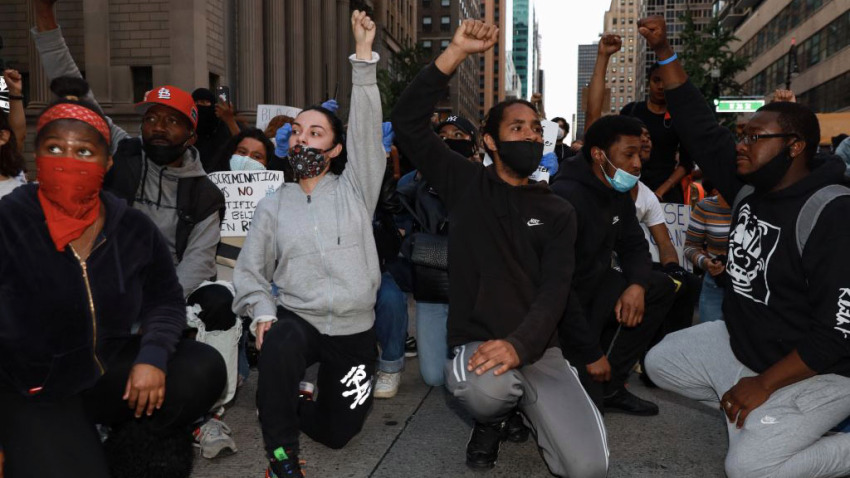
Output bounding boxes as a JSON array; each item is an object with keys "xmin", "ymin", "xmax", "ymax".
[
  {"xmin": 505, "ymin": 410, "xmax": 529, "ymax": 443},
  {"xmin": 466, "ymin": 421, "xmax": 506, "ymax": 469},
  {"xmin": 404, "ymin": 336, "xmax": 418, "ymax": 358},
  {"xmin": 604, "ymin": 387, "xmax": 659, "ymax": 416},
  {"xmin": 266, "ymin": 447, "xmax": 303, "ymax": 477}
]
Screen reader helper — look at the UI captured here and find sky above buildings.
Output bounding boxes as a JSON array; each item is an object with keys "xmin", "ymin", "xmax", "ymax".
[{"xmin": 538, "ymin": 0, "xmax": 611, "ymax": 130}]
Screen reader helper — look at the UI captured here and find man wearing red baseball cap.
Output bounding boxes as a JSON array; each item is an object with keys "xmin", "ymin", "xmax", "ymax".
[{"xmin": 32, "ymin": 1, "xmax": 241, "ymax": 464}]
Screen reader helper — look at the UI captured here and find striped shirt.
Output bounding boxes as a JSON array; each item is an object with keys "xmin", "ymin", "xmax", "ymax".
[{"xmin": 684, "ymin": 196, "xmax": 732, "ymax": 268}]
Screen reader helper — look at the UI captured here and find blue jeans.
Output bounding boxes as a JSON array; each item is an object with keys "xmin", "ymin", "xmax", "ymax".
[
  {"xmin": 375, "ymin": 271, "xmax": 408, "ymax": 373},
  {"xmin": 416, "ymin": 301, "xmax": 449, "ymax": 386},
  {"xmin": 698, "ymin": 273, "xmax": 725, "ymax": 323}
]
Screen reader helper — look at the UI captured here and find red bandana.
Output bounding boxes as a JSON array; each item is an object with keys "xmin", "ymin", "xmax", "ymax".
[
  {"xmin": 36, "ymin": 103, "xmax": 111, "ymax": 142},
  {"xmin": 36, "ymin": 156, "xmax": 106, "ymax": 252}
]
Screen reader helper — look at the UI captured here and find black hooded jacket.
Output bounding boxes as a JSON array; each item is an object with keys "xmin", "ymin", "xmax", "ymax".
[
  {"xmin": 0, "ymin": 185, "xmax": 186, "ymax": 399},
  {"xmin": 666, "ymin": 80, "xmax": 850, "ymax": 376}
]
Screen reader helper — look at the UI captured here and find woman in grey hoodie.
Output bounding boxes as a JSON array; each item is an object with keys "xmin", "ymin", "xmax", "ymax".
[{"xmin": 232, "ymin": 11, "xmax": 385, "ymax": 477}]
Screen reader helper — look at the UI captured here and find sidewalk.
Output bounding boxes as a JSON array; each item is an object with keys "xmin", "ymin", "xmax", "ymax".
[{"xmin": 191, "ymin": 360, "xmax": 728, "ymax": 477}]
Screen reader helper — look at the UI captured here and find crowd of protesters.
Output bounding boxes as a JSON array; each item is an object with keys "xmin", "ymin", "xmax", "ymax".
[{"xmin": 1, "ymin": 2, "xmax": 849, "ymax": 477}]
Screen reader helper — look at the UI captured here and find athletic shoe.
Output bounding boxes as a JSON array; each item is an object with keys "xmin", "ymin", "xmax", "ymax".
[
  {"xmin": 404, "ymin": 336, "xmax": 418, "ymax": 358},
  {"xmin": 603, "ymin": 387, "xmax": 659, "ymax": 416},
  {"xmin": 299, "ymin": 381, "xmax": 315, "ymax": 401},
  {"xmin": 373, "ymin": 371, "xmax": 401, "ymax": 399},
  {"xmin": 465, "ymin": 420, "xmax": 506, "ymax": 469},
  {"xmin": 194, "ymin": 417, "xmax": 237, "ymax": 459},
  {"xmin": 505, "ymin": 410, "xmax": 529, "ymax": 443},
  {"xmin": 266, "ymin": 447, "xmax": 304, "ymax": 477}
]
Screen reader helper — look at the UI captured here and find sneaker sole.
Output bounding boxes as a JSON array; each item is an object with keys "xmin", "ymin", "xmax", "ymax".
[
  {"xmin": 465, "ymin": 458, "xmax": 497, "ymax": 470},
  {"xmin": 373, "ymin": 389, "xmax": 398, "ymax": 399},
  {"xmin": 404, "ymin": 351, "xmax": 418, "ymax": 358}
]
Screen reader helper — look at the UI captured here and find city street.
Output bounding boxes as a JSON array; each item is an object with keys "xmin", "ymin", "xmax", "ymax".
[{"xmin": 192, "ymin": 353, "xmax": 728, "ymax": 477}]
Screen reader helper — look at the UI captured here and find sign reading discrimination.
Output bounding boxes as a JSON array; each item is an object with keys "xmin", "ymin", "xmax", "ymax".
[
  {"xmin": 208, "ymin": 171, "xmax": 284, "ymax": 237},
  {"xmin": 640, "ymin": 202, "xmax": 693, "ymax": 272},
  {"xmin": 256, "ymin": 104, "xmax": 303, "ymax": 132}
]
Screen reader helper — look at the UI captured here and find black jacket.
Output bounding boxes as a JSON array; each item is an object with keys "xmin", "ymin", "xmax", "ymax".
[
  {"xmin": 666, "ymin": 80, "xmax": 850, "ymax": 376},
  {"xmin": 0, "ymin": 185, "xmax": 186, "ymax": 399},
  {"xmin": 392, "ymin": 63, "xmax": 578, "ymax": 364}
]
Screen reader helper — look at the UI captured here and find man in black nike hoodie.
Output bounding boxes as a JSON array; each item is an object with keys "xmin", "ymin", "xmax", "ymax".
[
  {"xmin": 551, "ymin": 114, "xmax": 677, "ymax": 417},
  {"xmin": 640, "ymin": 16, "xmax": 850, "ymax": 478},
  {"xmin": 392, "ymin": 20, "xmax": 608, "ymax": 478}
]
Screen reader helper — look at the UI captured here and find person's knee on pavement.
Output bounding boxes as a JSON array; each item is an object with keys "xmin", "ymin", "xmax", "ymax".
[
  {"xmin": 725, "ymin": 443, "xmax": 771, "ymax": 478},
  {"xmin": 456, "ymin": 373, "xmax": 522, "ymax": 423}
]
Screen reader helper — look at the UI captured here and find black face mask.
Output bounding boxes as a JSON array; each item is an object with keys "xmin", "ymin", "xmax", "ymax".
[
  {"xmin": 444, "ymin": 139, "xmax": 475, "ymax": 159},
  {"xmin": 143, "ymin": 140, "xmax": 189, "ymax": 166},
  {"xmin": 496, "ymin": 141, "xmax": 544, "ymax": 177},
  {"xmin": 738, "ymin": 146, "xmax": 794, "ymax": 192},
  {"xmin": 196, "ymin": 106, "xmax": 217, "ymax": 135}
]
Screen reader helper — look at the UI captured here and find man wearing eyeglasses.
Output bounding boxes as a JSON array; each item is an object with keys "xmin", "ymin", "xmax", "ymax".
[{"xmin": 639, "ymin": 16, "xmax": 850, "ymax": 478}]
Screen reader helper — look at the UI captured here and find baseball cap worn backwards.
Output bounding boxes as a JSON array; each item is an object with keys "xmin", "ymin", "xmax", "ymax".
[{"xmin": 135, "ymin": 85, "xmax": 198, "ymax": 128}]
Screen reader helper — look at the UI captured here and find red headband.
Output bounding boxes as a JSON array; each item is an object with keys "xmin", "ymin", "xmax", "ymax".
[{"xmin": 37, "ymin": 103, "xmax": 111, "ymax": 143}]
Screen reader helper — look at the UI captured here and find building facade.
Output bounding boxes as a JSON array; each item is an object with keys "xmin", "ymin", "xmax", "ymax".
[
  {"xmin": 479, "ymin": 0, "xmax": 509, "ymax": 120},
  {"xmin": 0, "ymin": 0, "xmax": 418, "ymax": 153},
  {"xmin": 604, "ymin": 0, "xmax": 647, "ymax": 114},
  {"xmin": 644, "ymin": 0, "xmax": 713, "ymax": 85},
  {"xmin": 417, "ymin": 0, "xmax": 480, "ymax": 121},
  {"xmin": 511, "ymin": 0, "xmax": 538, "ymax": 100},
  {"xmin": 575, "ymin": 42, "xmax": 598, "ymax": 139},
  {"xmin": 718, "ymin": 0, "xmax": 850, "ymax": 113}
]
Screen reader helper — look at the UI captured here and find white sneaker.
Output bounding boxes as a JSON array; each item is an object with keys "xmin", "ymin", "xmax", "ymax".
[
  {"xmin": 373, "ymin": 371, "xmax": 401, "ymax": 399},
  {"xmin": 194, "ymin": 417, "xmax": 237, "ymax": 459}
]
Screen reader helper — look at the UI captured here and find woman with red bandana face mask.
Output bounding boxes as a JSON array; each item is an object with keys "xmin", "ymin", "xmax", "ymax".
[{"xmin": 0, "ymin": 77, "xmax": 227, "ymax": 478}]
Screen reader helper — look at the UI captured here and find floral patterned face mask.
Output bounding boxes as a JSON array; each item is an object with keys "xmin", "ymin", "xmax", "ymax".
[{"xmin": 287, "ymin": 144, "xmax": 335, "ymax": 179}]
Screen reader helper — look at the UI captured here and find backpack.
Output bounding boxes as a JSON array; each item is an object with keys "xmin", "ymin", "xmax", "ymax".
[
  {"xmin": 732, "ymin": 183, "xmax": 850, "ymax": 257},
  {"xmin": 105, "ymin": 138, "xmax": 225, "ymax": 262}
]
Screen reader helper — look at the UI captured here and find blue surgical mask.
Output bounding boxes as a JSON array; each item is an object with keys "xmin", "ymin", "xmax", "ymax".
[
  {"xmin": 600, "ymin": 151, "xmax": 640, "ymax": 192},
  {"xmin": 229, "ymin": 154, "xmax": 266, "ymax": 171}
]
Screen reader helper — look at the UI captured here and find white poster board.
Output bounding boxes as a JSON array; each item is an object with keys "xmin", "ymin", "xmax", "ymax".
[
  {"xmin": 529, "ymin": 119, "xmax": 559, "ymax": 183},
  {"xmin": 640, "ymin": 202, "xmax": 693, "ymax": 271},
  {"xmin": 256, "ymin": 104, "xmax": 303, "ymax": 132},
  {"xmin": 208, "ymin": 171, "xmax": 285, "ymax": 237},
  {"xmin": 0, "ymin": 76, "xmax": 9, "ymax": 113}
]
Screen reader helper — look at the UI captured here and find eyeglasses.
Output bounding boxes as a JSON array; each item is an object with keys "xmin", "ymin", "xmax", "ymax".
[{"xmin": 736, "ymin": 133, "xmax": 798, "ymax": 146}]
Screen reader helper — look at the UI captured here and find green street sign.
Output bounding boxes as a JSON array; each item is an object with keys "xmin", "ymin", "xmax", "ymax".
[{"xmin": 714, "ymin": 98, "xmax": 765, "ymax": 113}]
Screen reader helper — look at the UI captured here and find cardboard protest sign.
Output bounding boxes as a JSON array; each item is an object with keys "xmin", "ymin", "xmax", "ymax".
[
  {"xmin": 208, "ymin": 171, "xmax": 284, "ymax": 237},
  {"xmin": 640, "ymin": 202, "xmax": 693, "ymax": 271},
  {"xmin": 256, "ymin": 104, "xmax": 302, "ymax": 132}
]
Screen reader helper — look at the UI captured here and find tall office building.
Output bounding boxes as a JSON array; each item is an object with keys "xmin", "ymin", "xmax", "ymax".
[
  {"xmin": 576, "ymin": 42, "xmax": 598, "ymax": 138},
  {"xmin": 418, "ymin": 0, "xmax": 480, "ymax": 121},
  {"xmin": 511, "ymin": 0, "xmax": 539, "ymax": 100},
  {"xmin": 717, "ymin": 0, "xmax": 850, "ymax": 112},
  {"xmin": 373, "ymin": 0, "xmax": 418, "ymax": 74},
  {"xmin": 644, "ymin": 0, "xmax": 713, "ymax": 82},
  {"xmin": 0, "ymin": 0, "xmax": 415, "ymax": 160},
  {"xmin": 479, "ymin": 0, "xmax": 510, "ymax": 119},
  {"xmin": 604, "ymin": 0, "xmax": 646, "ymax": 113}
]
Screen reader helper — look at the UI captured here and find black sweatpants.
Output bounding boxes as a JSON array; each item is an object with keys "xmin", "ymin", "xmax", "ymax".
[
  {"xmin": 0, "ymin": 337, "xmax": 226, "ymax": 478},
  {"xmin": 562, "ymin": 269, "xmax": 676, "ymax": 408},
  {"xmin": 257, "ymin": 308, "xmax": 378, "ymax": 455}
]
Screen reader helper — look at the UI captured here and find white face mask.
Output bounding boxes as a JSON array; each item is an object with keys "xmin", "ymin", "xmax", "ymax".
[
  {"xmin": 557, "ymin": 127, "xmax": 566, "ymax": 141},
  {"xmin": 229, "ymin": 154, "xmax": 266, "ymax": 171}
]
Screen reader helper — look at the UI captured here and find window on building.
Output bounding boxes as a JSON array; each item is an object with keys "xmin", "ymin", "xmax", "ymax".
[
  {"xmin": 423, "ymin": 16, "xmax": 432, "ymax": 31},
  {"xmin": 441, "ymin": 15, "xmax": 450, "ymax": 31},
  {"xmin": 423, "ymin": 40, "xmax": 432, "ymax": 48},
  {"xmin": 423, "ymin": 0, "xmax": 431, "ymax": 8},
  {"xmin": 132, "ymin": 66, "xmax": 153, "ymax": 103},
  {"xmin": 441, "ymin": 39, "xmax": 450, "ymax": 50},
  {"xmin": 441, "ymin": 0, "xmax": 450, "ymax": 6}
]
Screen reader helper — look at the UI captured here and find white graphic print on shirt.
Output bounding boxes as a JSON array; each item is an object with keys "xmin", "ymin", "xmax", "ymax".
[
  {"xmin": 340, "ymin": 364, "xmax": 372, "ymax": 410},
  {"xmin": 835, "ymin": 288, "xmax": 850, "ymax": 339},
  {"xmin": 727, "ymin": 204, "xmax": 781, "ymax": 305}
]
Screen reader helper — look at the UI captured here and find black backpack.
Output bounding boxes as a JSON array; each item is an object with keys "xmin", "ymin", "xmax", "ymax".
[{"xmin": 105, "ymin": 138, "xmax": 225, "ymax": 262}]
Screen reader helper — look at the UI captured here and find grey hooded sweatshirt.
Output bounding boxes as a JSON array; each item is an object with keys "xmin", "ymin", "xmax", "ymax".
[
  {"xmin": 232, "ymin": 53, "xmax": 385, "ymax": 337},
  {"xmin": 33, "ymin": 27, "xmax": 219, "ymax": 297}
]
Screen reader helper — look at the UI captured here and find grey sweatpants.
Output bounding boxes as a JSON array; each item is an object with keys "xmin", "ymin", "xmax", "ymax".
[
  {"xmin": 645, "ymin": 321, "xmax": 850, "ymax": 478},
  {"xmin": 445, "ymin": 344, "xmax": 608, "ymax": 478}
]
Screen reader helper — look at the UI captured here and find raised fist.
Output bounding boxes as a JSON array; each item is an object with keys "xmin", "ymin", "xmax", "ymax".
[
  {"xmin": 599, "ymin": 33, "xmax": 623, "ymax": 57},
  {"xmin": 638, "ymin": 15, "xmax": 669, "ymax": 52},
  {"xmin": 351, "ymin": 10, "xmax": 376, "ymax": 48},
  {"xmin": 450, "ymin": 19, "xmax": 499, "ymax": 55}
]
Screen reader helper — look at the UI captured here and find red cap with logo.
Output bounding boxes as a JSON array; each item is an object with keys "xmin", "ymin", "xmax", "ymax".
[{"xmin": 135, "ymin": 85, "xmax": 199, "ymax": 129}]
